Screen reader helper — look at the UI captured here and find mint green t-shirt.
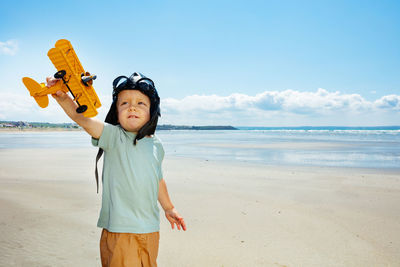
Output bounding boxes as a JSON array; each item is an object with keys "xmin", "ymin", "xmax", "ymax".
[{"xmin": 92, "ymin": 123, "xmax": 164, "ymax": 233}]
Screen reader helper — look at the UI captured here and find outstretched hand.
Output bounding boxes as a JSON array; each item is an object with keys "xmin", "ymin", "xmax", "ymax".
[
  {"xmin": 45, "ymin": 75, "xmax": 104, "ymax": 139},
  {"xmin": 165, "ymin": 208, "xmax": 187, "ymax": 231}
]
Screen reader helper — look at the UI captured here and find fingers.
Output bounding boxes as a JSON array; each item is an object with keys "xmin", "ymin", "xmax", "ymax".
[
  {"xmin": 51, "ymin": 91, "xmax": 58, "ymax": 99},
  {"xmin": 46, "ymin": 76, "xmax": 52, "ymax": 87},
  {"xmin": 166, "ymin": 210, "xmax": 187, "ymax": 231},
  {"xmin": 180, "ymin": 218, "xmax": 187, "ymax": 231},
  {"xmin": 170, "ymin": 221, "xmax": 181, "ymax": 230},
  {"xmin": 51, "ymin": 90, "xmax": 63, "ymax": 98},
  {"xmin": 168, "ymin": 216, "xmax": 186, "ymax": 231},
  {"xmin": 175, "ymin": 219, "xmax": 182, "ymax": 230},
  {"xmin": 170, "ymin": 220, "xmax": 181, "ymax": 230},
  {"xmin": 51, "ymin": 91, "xmax": 70, "ymax": 103},
  {"xmin": 46, "ymin": 76, "xmax": 60, "ymax": 88},
  {"xmin": 177, "ymin": 217, "xmax": 186, "ymax": 231}
]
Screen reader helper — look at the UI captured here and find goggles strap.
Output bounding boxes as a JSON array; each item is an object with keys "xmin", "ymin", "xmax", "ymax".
[
  {"xmin": 112, "ymin": 76, "xmax": 129, "ymax": 90},
  {"xmin": 135, "ymin": 77, "xmax": 155, "ymax": 87}
]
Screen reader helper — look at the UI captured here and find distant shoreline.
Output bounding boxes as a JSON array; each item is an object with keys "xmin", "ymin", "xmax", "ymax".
[
  {"xmin": 0, "ymin": 121, "xmax": 238, "ymax": 131},
  {"xmin": 1, "ymin": 120, "xmax": 399, "ymax": 132},
  {"xmin": 1, "ymin": 126, "xmax": 399, "ymax": 132},
  {"xmin": 0, "ymin": 126, "xmax": 238, "ymax": 132},
  {"xmin": 0, "ymin": 128, "xmax": 83, "ymax": 132}
]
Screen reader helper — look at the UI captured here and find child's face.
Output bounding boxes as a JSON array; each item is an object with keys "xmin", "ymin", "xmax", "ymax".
[{"xmin": 117, "ymin": 90, "xmax": 151, "ymax": 133}]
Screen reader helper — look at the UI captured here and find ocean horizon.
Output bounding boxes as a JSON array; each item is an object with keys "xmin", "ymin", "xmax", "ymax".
[
  {"xmin": 236, "ymin": 126, "xmax": 400, "ymax": 130},
  {"xmin": 1, "ymin": 127, "xmax": 399, "ymax": 170},
  {"xmin": 2, "ymin": 121, "xmax": 400, "ymax": 131}
]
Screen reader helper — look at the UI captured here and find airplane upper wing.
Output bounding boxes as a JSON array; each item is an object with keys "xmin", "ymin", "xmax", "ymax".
[{"xmin": 47, "ymin": 39, "xmax": 101, "ymax": 117}]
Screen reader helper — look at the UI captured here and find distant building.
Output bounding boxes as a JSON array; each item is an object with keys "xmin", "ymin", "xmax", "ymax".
[{"xmin": 1, "ymin": 123, "xmax": 17, "ymax": 128}]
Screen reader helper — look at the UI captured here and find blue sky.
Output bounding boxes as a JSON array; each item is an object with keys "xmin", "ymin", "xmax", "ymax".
[{"xmin": 0, "ymin": 0, "xmax": 399, "ymax": 126}]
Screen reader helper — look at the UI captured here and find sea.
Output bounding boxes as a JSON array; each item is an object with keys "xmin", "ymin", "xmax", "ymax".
[{"xmin": 1, "ymin": 127, "xmax": 399, "ymax": 170}]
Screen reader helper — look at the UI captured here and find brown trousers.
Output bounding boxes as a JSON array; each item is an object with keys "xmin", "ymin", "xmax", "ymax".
[{"xmin": 100, "ymin": 229, "xmax": 160, "ymax": 267}]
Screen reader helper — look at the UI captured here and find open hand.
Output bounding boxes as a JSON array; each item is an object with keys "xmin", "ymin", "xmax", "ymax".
[{"xmin": 165, "ymin": 208, "xmax": 187, "ymax": 231}]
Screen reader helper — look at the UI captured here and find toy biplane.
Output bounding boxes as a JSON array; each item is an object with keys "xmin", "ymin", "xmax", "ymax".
[{"xmin": 22, "ymin": 39, "xmax": 101, "ymax": 117}]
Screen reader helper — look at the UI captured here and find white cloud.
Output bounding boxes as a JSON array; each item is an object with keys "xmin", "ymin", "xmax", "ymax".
[
  {"xmin": 163, "ymin": 88, "xmax": 388, "ymax": 114},
  {"xmin": 0, "ymin": 92, "xmax": 61, "ymax": 122},
  {"xmin": 0, "ymin": 39, "xmax": 18, "ymax": 56},
  {"xmin": 1, "ymin": 89, "xmax": 399, "ymax": 126},
  {"xmin": 374, "ymin": 94, "xmax": 400, "ymax": 110},
  {"xmin": 160, "ymin": 89, "xmax": 400, "ymax": 126},
  {"xmin": 0, "ymin": 90, "xmax": 112, "ymax": 123},
  {"xmin": 0, "ymin": 92, "xmax": 35, "ymax": 115}
]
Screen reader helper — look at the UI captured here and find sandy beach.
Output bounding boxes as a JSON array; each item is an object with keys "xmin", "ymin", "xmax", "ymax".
[{"xmin": 1, "ymin": 147, "xmax": 399, "ymax": 266}]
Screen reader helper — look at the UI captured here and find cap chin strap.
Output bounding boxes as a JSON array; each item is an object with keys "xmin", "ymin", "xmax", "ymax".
[{"xmin": 95, "ymin": 148, "xmax": 104, "ymax": 193}]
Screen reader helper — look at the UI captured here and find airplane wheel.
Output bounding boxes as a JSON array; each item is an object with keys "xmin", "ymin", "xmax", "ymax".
[
  {"xmin": 76, "ymin": 105, "xmax": 88, "ymax": 113},
  {"xmin": 54, "ymin": 70, "xmax": 66, "ymax": 79}
]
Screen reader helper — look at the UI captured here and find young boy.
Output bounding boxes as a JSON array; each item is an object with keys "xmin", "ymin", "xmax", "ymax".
[{"xmin": 48, "ymin": 72, "xmax": 186, "ymax": 267}]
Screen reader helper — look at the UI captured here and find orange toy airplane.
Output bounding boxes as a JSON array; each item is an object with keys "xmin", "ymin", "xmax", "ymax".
[{"xmin": 22, "ymin": 39, "xmax": 101, "ymax": 117}]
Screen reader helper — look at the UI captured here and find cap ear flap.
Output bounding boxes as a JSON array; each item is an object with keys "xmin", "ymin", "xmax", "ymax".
[
  {"xmin": 104, "ymin": 101, "xmax": 119, "ymax": 125},
  {"xmin": 134, "ymin": 113, "xmax": 159, "ymax": 144}
]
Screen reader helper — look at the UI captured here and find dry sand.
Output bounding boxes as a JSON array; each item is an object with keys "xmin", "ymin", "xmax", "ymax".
[{"xmin": 0, "ymin": 147, "xmax": 399, "ymax": 266}]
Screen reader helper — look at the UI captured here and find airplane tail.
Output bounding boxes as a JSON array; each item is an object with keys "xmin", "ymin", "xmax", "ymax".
[
  {"xmin": 22, "ymin": 77, "xmax": 49, "ymax": 108},
  {"xmin": 33, "ymin": 95, "xmax": 49, "ymax": 108}
]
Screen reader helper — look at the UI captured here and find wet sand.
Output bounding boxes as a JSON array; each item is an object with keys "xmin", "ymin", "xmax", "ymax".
[{"xmin": 0, "ymin": 147, "xmax": 399, "ymax": 266}]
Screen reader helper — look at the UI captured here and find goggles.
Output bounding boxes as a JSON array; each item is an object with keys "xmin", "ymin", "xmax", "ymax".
[{"xmin": 112, "ymin": 72, "xmax": 157, "ymax": 102}]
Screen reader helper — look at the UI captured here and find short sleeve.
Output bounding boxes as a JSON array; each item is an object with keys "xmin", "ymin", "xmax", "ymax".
[
  {"xmin": 156, "ymin": 142, "xmax": 165, "ymax": 181},
  {"xmin": 91, "ymin": 123, "xmax": 118, "ymax": 151},
  {"xmin": 158, "ymin": 143, "xmax": 165, "ymax": 161}
]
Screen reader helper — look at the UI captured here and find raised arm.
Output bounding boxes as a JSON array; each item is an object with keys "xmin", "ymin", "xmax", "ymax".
[{"xmin": 51, "ymin": 88, "xmax": 104, "ymax": 139}]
